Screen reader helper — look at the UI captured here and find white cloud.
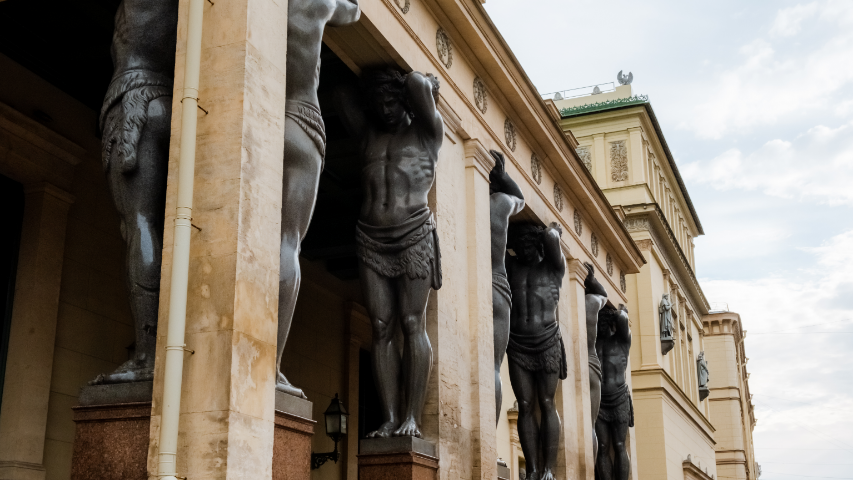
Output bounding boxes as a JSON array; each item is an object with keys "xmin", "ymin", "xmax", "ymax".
[
  {"xmin": 683, "ymin": 0, "xmax": 853, "ymax": 138},
  {"xmin": 680, "ymin": 120, "xmax": 853, "ymax": 205},
  {"xmin": 770, "ymin": 2, "xmax": 817, "ymax": 37}
]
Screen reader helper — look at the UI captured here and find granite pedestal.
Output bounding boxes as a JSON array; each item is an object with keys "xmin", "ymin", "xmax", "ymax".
[
  {"xmin": 358, "ymin": 437, "xmax": 439, "ymax": 480},
  {"xmin": 273, "ymin": 391, "xmax": 315, "ymax": 480},
  {"xmin": 497, "ymin": 458, "xmax": 511, "ymax": 480},
  {"xmin": 70, "ymin": 382, "xmax": 154, "ymax": 480}
]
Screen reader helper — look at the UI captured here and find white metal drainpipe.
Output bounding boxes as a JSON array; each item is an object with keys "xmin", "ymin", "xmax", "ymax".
[{"xmin": 158, "ymin": 0, "xmax": 205, "ymax": 477}]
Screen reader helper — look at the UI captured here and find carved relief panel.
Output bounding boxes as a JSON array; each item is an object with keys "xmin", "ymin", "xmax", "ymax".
[
  {"xmin": 606, "ymin": 253, "xmax": 613, "ymax": 276},
  {"xmin": 473, "ymin": 77, "xmax": 487, "ymax": 114},
  {"xmin": 577, "ymin": 146, "xmax": 592, "ymax": 171},
  {"xmin": 504, "ymin": 118, "xmax": 516, "ymax": 151},
  {"xmin": 573, "ymin": 210, "xmax": 582, "ymax": 236},
  {"xmin": 395, "ymin": 0, "xmax": 410, "ymax": 13},
  {"xmin": 591, "ymin": 232, "xmax": 599, "ymax": 257},
  {"xmin": 610, "ymin": 140, "xmax": 628, "ymax": 182},
  {"xmin": 553, "ymin": 184, "xmax": 563, "ymax": 211},
  {"xmin": 436, "ymin": 28, "xmax": 453, "ymax": 68},
  {"xmin": 530, "ymin": 153, "xmax": 542, "ymax": 184}
]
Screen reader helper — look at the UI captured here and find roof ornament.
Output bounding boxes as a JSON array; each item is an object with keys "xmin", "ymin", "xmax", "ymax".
[
  {"xmin": 592, "ymin": 85, "xmax": 602, "ymax": 95},
  {"xmin": 553, "ymin": 92, "xmax": 563, "ymax": 100},
  {"xmin": 617, "ymin": 70, "xmax": 633, "ymax": 85}
]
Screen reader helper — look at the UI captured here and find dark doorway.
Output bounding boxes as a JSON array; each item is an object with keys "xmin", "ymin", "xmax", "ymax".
[
  {"xmin": 0, "ymin": 174, "xmax": 25, "ymax": 408},
  {"xmin": 358, "ymin": 348, "xmax": 383, "ymax": 439}
]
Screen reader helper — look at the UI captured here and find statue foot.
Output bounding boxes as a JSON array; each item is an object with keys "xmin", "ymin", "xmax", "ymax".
[
  {"xmin": 525, "ymin": 470, "xmax": 540, "ymax": 480},
  {"xmin": 540, "ymin": 469, "xmax": 556, "ymax": 480},
  {"xmin": 392, "ymin": 417, "xmax": 422, "ymax": 438},
  {"xmin": 89, "ymin": 356, "xmax": 154, "ymax": 385},
  {"xmin": 366, "ymin": 421, "xmax": 397, "ymax": 438},
  {"xmin": 275, "ymin": 372, "xmax": 307, "ymax": 399}
]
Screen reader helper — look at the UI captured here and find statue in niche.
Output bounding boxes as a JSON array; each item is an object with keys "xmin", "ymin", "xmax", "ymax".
[
  {"xmin": 92, "ymin": 0, "xmax": 179, "ymax": 385},
  {"xmin": 505, "ymin": 222, "xmax": 566, "ymax": 480},
  {"xmin": 275, "ymin": 0, "xmax": 361, "ymax": 398},
  {"xmin": 697, "ymin": 351, "xmax": 710, "ymax": 401},
  {"xmin": 335, "ymin": 67, "xmax": 443, "ymax": 437},
  {"xmin": 595, "ymin": 305, "xmax": 633, "ymax": 480},
  {"xmin": 659, "ymin": 293, "xmax": 675, "ymax": 356},
  {"xmin": 584, "ymin": 263, "xmax": 608, "ymax": 463},
  {"xmin": 488, "ymin": 150, "xmax": 525, "ymax": 425}
]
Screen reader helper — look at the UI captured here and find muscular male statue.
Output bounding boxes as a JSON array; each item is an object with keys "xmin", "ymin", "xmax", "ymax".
[
  {"xmin": 275, "ymin": 0, "xmax": 360, "ymax": 397},
  {"xmin": 584, "ymin": 263, "xmax": 608, "ymax": 460},
  {"xmin": 336, "ymin": 67, "xmax": 443, "ymax": 437},
  {"xmin": 94, "ymin": 0, "xmax": 178, "ymax": 384},
  {"xmin": 506, "ymin": 222, "xmax": 566, "ymax": 480},
  {"xmin": 595, "ymin": 305, "xmax": 633, "ymax": 480},
  {"xmin": 488, "ymin": 150, "xmax": 525, "ymax": 425}
]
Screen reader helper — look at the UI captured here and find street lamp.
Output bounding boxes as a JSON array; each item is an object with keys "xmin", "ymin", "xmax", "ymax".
[{"xmin": 311, "ymin": 393, "xmax": 349, "ymax": 470}]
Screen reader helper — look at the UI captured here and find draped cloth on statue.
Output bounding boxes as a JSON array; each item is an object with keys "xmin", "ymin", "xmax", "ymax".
[
  {"xmin": 285, "ymin": 99, "xmax": 327, "ymax": 158},
  {"xmin": 492, "ymin": 272, "xmax": 512, "ymax": 305},
  {"xmin": 589, "ymin": 353, "xmax": 602, "ymax": 384},
  {"xmin": 100, "ymin": 70, "xmax": 173, "ymax": 173},
  {"xmin": 355, "ymin": 208, "xmax": 442, "ymax": 290},
  {"xmin": 598, "ymin": 383, "xmax": 634, "ymax": 427},
  {"xmin": 507, "ymin": 321, "xmax": 568, "ymax": 379}
]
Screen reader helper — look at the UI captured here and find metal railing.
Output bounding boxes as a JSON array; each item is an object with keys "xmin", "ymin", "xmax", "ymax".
[{"xmin": 540, "ymin": 82, "xmax": 616, "ymax": 101}]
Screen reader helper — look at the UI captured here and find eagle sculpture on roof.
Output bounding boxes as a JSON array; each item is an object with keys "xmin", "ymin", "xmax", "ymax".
[{"xmin": 617, "ymin": 70, "xmax": 633, "ymax": 85}]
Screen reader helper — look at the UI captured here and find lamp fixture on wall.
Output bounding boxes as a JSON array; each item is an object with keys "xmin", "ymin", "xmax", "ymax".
[{"xmin": 311, "ymin": 393, "xmax": 349, "ymax": 470}]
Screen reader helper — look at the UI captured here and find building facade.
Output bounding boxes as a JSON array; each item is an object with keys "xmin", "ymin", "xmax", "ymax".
[
  {"xmin": 554, "ymin": 84, "xmax": 718, "ymax": 480},
  {"xmin": 0, "ymin": 1, "xmax": 648, "ymax": 480}
]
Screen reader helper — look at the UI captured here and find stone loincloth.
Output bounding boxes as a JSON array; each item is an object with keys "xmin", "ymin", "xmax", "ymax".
[
  {"xmin": 507, "ymin": 321, "xmax": 567, "ymax": 379},
  {"xmin": 355, "ymin": 208, "xmax": 442, "ymax": 290},
  {"xmin": 598, "ymin": 383, "xmax": 634, "ymax": 427},
  {"xmin": 492, "ymin": 272, "xmax": 511, "ymax": 305},
  {"xmin": 100, "ymin": 70, "xmax": 173, "ymax": 173},
  {"xmin": 589, "ymin": 353, "xmax": 602, "ymax": 383},
  {"xmin": 285, "ymin": 99, "xmax": 326, "ymax": 158}
]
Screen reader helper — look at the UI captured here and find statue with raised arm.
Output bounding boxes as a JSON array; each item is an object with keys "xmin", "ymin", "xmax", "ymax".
[
  {"xmin": 92, "ymin": 0, "xmax": 178, "ymax": 385},
  {"xmin": 595, "ymin": 305, "xmax": 633, "ymax": 480},
  {"xmin": 275, "ymin": 0, "xmax": 360, "ymax": 397},
  {"xmin": 584, "ymin": 263, "xmax": 608, "ymax": 461},
  {"xmin": 335, "ymin": 67, "xmax": 443, "ymax": 437},
  {"xmin": 489, "ymin": 150, "xmax": 525, "ymax": 425},
  {"xmin": 659, "ymin": 293, "xmax": 674, "ymax": 356},
  {"xmin": 506, "ymin": 222, "xmax": 566, "ymax": 480},
  {"xmin": 697, "ymin": 351, "xmax": 710, "ymax": 401}
]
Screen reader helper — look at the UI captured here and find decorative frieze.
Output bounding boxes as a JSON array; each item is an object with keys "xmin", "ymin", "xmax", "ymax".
[
  {"xmin": 530, "ymin": 153, "xmax": 542, "ymax": 184},
  {"xmin": 610, "ymin": 140, "xmax": 628, "ymax": 182},
  {"xmin": 436, "ymin": 28, "xmax": 453, "ymax": 68},
  {"xmin": 577, "ymin": 146, "xmax": 592, "ymax": 171},
  {"xmin": 573, "ymin": 210, "xmax": 582, "ymax": 236},
  {"xmin": 620, "ymin": 271, "xmax": 626, "ymax": 293},
  {"xmin": 606, "ymin": 253, "xmax": 613, "ymax": 276},
  {"xmin": 591, "ymin": 232, "xmax": 599, "ymax": 257},
  {"xmin": 394, "ymin": 0, "xmax": 410, "ymax": 13},
  {"xmin": 473, "ymin": 77, "xmax": 487, "ymax": 114},
  {"xmin": 623, "ymin": 216, "xmax": 650, "ymax": 232},
  {"xmin": 553, "ymin": 184, "xmax": 563, "ymax": 212},
  {"xmin": 504, "ymin": 118, "xmax": 516, "ymax": 151}
]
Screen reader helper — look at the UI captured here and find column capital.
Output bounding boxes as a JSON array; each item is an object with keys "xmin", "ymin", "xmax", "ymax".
[
  {"xmin": 24, "ymin": 182, "xmax": 75, "ymax": 206},
  {"xmin": 567, "ymin": 258, "xmax": 588, "ymax": 284},
  {"xmin": 463, "ymin": 138, "xmax": 495, "ymax": 180}
]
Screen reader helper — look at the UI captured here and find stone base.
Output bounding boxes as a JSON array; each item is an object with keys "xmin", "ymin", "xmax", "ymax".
[
  {"xmin": 273, "ymin": 391, "xmax": 315, "ymax": 480},
  {"xmin": 78, "ymin": 381, "xmax": 153, "ymax": 406},
  {"xmin": 497, "ymin": 459, "xmax": 510, "ymax": 480},
  {"xmin": 70, "ymin": 402, "xmax": 151, "ymax": 480},
  {"xmin": 358, "ymin": 437, "xmax": 439, "ymax": 480}
]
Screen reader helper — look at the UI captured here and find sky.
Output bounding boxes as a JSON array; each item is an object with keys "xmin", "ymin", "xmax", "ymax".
[{"xmin": 482, "ymin": 1, "xmax": 853, "ymax": 479}]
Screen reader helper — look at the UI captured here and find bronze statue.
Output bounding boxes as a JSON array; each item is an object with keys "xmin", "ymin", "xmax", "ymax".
[
  {"xmin": 506, "ymin": 222, "xmax": 566, "ymax": 480},
  {"xmin": 336, "ymin": 67, "xmax": 443, "ymax": 438},
  {"xmin": 489, "ymin": 150, "xmax": 525, "ymax": 425},
  {"xmin": 659, "ymin": 293, "xmax": 674, "ymax": 355},
  {"xmin": 93, "ymin": 0, "xmax": 179, "ymax": 385},
  {"xmin": 275, "ymin": 0, "xmax": 361, "ymax": 398},
  {"xmin": 697, "ymin": 351, "xmax": 710, "ymax": 401},
  {"xmin": 584, "ymin": 263, "xmax": 608, "ymax": 461},
  {"xmin": 594, "ymin": 305, "xmax": 633, "ymax": 480}
]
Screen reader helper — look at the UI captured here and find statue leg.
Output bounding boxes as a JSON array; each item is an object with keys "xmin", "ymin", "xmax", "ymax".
[
  {"xmin": 508, "ymin": 360, "xmax": 540, "ymax": 479},
  {"xmin": 96, "ymin": 96, "xmax": 170, "ymax": 384},
  {"xmin": 393, "ymin": 273, "xmax": 432, "ymax": 438},
  {"xmin": 493, "ymin": 288, "xmax": 511, "ymax": 426},
  {"xmin": 276, "ymin": 118, "xmax": 322, "ymax": 397},
  {"xmin": 360, "ymin": 264, "xmax": 401, "ymax": 438},
  {"xmin": 535, "ymin": 369, "xmax": 560, "ymax": 480},
  {"xmin": 595, "ymin": 418, "xmax": 612, "ymax": 480},
  {"xmin": 612, "ymin": 420, "xmax": 630, "ymax": 480}
]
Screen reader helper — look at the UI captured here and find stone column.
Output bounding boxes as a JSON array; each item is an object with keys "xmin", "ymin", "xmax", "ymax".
[
  {"xmin": 146, "ymin": 0, "xmax": 288, "ymax": 477},
  {"xmin": 462, "ymin": 139, "xmax": 497, "ymax": 480},
  {"xmin": 556, "ymin": 259, "xmax": 594, "ymax": 480},
  {"xmin": 0, "ymin": 183, "xmax": 73, "ymax": 480}
]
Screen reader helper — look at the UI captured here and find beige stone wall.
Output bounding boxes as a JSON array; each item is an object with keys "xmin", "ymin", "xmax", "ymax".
[{"xmin": 0, "ymin": 54, "xmax": 134, "ymax": 480}]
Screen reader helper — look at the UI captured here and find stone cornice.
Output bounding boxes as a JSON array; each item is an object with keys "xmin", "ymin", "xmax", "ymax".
[{"xmin": 463, "ymin": 138, "xmax": 494, "ymax": 180}]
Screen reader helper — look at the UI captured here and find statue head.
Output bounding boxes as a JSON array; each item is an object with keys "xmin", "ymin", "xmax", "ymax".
[
  {"xmin": 662, "ymin": 293, "xmax": 670, "ymax": 301},
  {"xmin": 508, "ymin": 222, "xmax": 544, "ymax": 265},
  {"xmin": 362, "ymin": 67, "xmax": 411, "ymax": 130},
  {"xmin": 598, "ymin": 305, "xmax": 619, "ymax": 338}
]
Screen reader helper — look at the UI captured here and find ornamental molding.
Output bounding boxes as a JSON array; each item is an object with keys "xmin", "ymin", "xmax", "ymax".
[
  {"xmin": 573, "ymin": 210, "xmax": 582, "ymax": 236},
  {"xmin": 436, "ymin": 28, "xmax": 453, "ymax": 68},
  {"xmin": 623, "ymin": 217, "xmax": 650, "ymax": 232},
  {"xmin": 591, "ymin": 232, "xmax": 599, "ymax": 257},
  {"xmin": 620, "ymin": 272, "xmax": 626, "ymax": 293},
  {"xmin": 394, "ymin": 0, "xmax": 410, "ymax": 13},
  {"xmin": 577, "ymin": 146, "xmax": 592, "ymax": 171},
  {"xmin": 473, "ymin": 77, "xmax": 488, "ymax": 114},
  {"xmin": 610, "ymin": 140, "xmax": 628, "ymax": 182},
  {"xmin": 463, "ymin": 139, "xmax": 495, "ymax": 179},
  {"xmin": 553, "ymin": 184, "xmax": 563, "ymax": 212},
  {"xmin": 504, "ymin": 118, "xmax": 517, "ymax": 151},
  {"xmin": 606, "ymin": 253, "xmax": 613, "ymax": 276},
  {"xmin": 634, "ymin": 239, "xmax": 654, "ymax": 251},
  {"xmin": 530, "ymin": 153, "xmax": 542, "ymax": 184},
  {"xmin": 559, "ymin": 94, "xmax": 649, "ymax": 118}
]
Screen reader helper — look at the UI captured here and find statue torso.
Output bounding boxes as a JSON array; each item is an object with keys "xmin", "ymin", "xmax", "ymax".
[
  {"xmin": 507, "ymin": 259, "xmax": 560, "ymax": 336},
  {"xmin": 286, "ymin": 0, "xmax": 337, "ymax": 105},
  {"xmin": 111, "ymin": 0, "xmax": 180, "ymax": 76}
]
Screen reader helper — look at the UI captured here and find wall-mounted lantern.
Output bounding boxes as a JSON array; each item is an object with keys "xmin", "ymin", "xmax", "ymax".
[{"xmin": 311, "ymin": 393, "xmax": 349, "ymax": 470}]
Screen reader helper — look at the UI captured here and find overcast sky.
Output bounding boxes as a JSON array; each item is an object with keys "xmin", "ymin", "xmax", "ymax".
[{"xmin": 482, "ymin": 1, "xmax": 853, "ymax": 478}]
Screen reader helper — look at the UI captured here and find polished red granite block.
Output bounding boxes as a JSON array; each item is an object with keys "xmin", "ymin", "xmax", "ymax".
[
  {"xmin": 70, "ymin": 402, "xmax": 151, "ymax": 480},
  {"xmin": 273, "ymin": 409, "xmax": 316, "ymax": 480},
  {"xmin": 358, "ymin": 451, "xmax": 439, "ymax": 480}
]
